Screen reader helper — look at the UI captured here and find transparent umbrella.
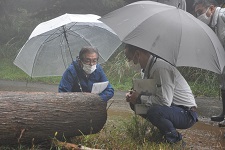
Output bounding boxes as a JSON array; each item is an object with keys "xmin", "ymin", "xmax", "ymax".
[{"xmin": 14, "ymin": 13, "xmax": 121, "ymax": 77}]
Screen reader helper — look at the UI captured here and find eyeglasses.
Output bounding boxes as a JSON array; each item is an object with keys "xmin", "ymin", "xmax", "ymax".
[{"xmin": 82, "ymin": 58, "xmax": 98, "ymax": 65}]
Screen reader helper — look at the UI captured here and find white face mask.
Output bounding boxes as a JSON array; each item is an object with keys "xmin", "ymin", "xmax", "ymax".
[
  {"xmin": 82, "ymin": 63, "xmax": 96, "ymax": 74},
  {"xmin": 197, "ymin": 7, "xmax": 211, "ymax": 25}
]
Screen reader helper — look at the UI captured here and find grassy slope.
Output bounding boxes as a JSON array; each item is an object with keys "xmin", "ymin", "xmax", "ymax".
[{"xmin": 0, "ymin": 58, "xmax": 219, "ymax": 96}]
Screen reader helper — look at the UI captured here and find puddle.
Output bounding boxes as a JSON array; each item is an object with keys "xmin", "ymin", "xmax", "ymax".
[{"xmin": 180, "ymin": 121, "xmax": 225, "ymax": 150}]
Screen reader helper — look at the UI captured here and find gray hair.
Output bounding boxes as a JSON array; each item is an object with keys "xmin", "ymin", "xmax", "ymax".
[{"xmin": 78, "ymin": 46, "xmax": 99, "ymax": 60}]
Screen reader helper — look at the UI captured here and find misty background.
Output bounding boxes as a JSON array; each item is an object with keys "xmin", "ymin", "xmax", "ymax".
[
  {"xmin": 1, "ymin": 0, "xmax": 224, "ymax": 95},
  {"xmin": 0, "ymin": 0, "xmax": 126, "ymax": 60},
  {"xmin": 0, "ymin": 0, "xmax": 199, "ymax": 61}
]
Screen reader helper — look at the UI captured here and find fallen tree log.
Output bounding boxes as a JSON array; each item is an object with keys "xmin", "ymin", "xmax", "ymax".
[{"xmin": 0, "ymin": 91, "xmax": 107, "ymax": 146}]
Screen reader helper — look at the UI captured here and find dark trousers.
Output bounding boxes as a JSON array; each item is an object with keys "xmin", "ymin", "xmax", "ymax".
[{"xmin": 146, "ymin": 105, "xmax": 198, "ymax": 143}]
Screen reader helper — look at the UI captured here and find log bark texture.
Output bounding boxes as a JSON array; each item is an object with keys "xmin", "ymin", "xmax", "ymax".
[{"xmin": 0, "ymin": 91, "xmax": 107, "ymax": 145}]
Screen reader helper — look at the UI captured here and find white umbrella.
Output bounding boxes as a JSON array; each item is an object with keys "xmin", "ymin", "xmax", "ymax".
[
  {"xmin": 14, "ymin": 13, "xmax": 121, "ymax": 77},
  {"xmin": 99, "ymin": 1, "xmax": 225, "ymax": 74}
]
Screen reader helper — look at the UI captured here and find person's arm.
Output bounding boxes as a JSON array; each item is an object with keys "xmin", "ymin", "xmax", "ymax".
[
  {"xmin": 218, "ymin": 8, "xmax": 225, "ymax": 48},
  {"xmin": 98, "ymin": 66, "xmax": 114, "ymax": 101},
  {"xmin": 221, "ymin": 9, "xmax": 225, "ymax": 22},
  {"xmin": 58, "ymin": 65, "xmax": 77, "ymax": 92},
  {"xmin": 126, "ymin": 89, "xmax": 140, "ymax": 104}
]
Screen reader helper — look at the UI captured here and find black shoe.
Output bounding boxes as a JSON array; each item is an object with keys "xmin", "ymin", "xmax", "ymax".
[
  {"xmin": 218, "ymin": 120, "xmax": 225, "ymax": 127},
  {"xmin": 211, "ymin": 113, "xmax": 224, "ymax": 122},
  {"xmin": 165, "ymin": 131, "xmax": 182, "ymax": 144}
]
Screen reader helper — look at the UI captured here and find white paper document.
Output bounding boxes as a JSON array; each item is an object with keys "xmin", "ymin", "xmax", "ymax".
[{"xmin": 91, "ymin": 81, "xmax": 109, "ymax": 94}]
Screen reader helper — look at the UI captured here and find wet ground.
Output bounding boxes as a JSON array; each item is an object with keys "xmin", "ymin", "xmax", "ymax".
[
  {"xmin": 107, "ymin": 98, "xmax": 225, "ymax": 150},
  {"xmin": 0, "ymin": 79, "xmax": 225, "ymax": 149}
]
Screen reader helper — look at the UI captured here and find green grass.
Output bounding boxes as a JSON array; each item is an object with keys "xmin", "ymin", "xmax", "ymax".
[
  {"xmin": 0, "ymin": 51, "xmax": 135, "ymax": 91},
  {"xmin": 0, "ymin": 59, "xmax": 27, "ymax": 80},
  {"xmin": 51, "ymin": 115, "xmax": 182, "ymax": 150},
  {"xmin": 0, "ymin": 57, "xmax": 133, "ymax": 90},
  {"xmin": 0, "ymin": 115, "xmax": 183, "ymax": 150},
  {"xmin": 0, "ymin": 56, "xmax": 220, "ymax": 97},
  {"xmin": 0, "ymin": 58, "xmax": 62, "ymax": 85},
  {"xmin": 189, "ymin": 82, "xmax": 219, "ymax": 97},
  {"xmin": 178, "ymin": 67, "xmax": 220, "ymax": 97},
  {"xmin": 0, "ymin": 57, "xmax": 220, "ymax": 150}
]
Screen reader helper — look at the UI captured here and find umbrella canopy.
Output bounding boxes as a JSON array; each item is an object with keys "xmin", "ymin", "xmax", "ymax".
[
  {"xmin": 99, "ymin": 1, "xmax": 225, "ymax": 74},
  {"xmin": 14, "ymin": 13, "xmax": 121, "ymax": 77}
]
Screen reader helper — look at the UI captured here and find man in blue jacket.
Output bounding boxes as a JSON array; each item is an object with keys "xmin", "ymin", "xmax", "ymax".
[{"xmin": 59, "ymin": 46, "xmax": 114, "ymax": 102}]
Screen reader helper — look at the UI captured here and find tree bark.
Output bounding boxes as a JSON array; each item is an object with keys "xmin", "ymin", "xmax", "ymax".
[{"xmin": 0, "ymin": 91, "xmax": 107, "ymax": 145}]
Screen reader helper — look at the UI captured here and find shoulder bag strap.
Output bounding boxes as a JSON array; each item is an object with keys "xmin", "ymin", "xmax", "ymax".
[
  {"xmin": 147, "ymin": 56, "xmax": 157, "ymax": 79},
  {"xmin": 71, "ymin": 62, "xmax": 83, "ymax": 92}
]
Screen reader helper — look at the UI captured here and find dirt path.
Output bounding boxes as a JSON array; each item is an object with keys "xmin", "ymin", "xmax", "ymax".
[{"xmin": 1, "ymin": 79, "xmax": 225, "ymax": 149}]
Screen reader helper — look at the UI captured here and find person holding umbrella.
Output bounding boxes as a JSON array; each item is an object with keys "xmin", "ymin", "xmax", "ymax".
[
  {"xmin": 58, "ymin": 46, "xmax": 114, "ymax": 102},
  {"xmin": 125, "ymin": 44, "xmax": 198, "ymax": 144},
  {"xmin": 194, "ymin": 0, "xmax": 225, "ymax": 123},
  {"xmin": 194, "ymin": 0, "xmax": 225, "ymax": 48}
]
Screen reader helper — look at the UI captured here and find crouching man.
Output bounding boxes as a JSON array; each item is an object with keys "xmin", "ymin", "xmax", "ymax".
[{"xmin": 124, "ymin": 44, "xmax": 198, "ymax": 144}]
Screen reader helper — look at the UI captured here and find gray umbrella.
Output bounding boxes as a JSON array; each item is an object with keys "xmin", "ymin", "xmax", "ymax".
[
  {"xmin": 14, "ymin": 14, "xmax": 121, "ymax": 77},
  {"xmin": 100, "ymin": 1, "xmax": 225, "ymax": 74}
]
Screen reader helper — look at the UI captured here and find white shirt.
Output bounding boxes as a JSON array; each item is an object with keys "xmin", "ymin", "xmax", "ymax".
[{"xmin": 141, "ymin": 56, "xmax": 197, "ymax": 108}]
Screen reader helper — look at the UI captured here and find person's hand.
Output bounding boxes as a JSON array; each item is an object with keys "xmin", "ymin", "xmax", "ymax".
[{"xmin": 125, "ymin": 90, "xmax": 139, "ymax": 104}]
